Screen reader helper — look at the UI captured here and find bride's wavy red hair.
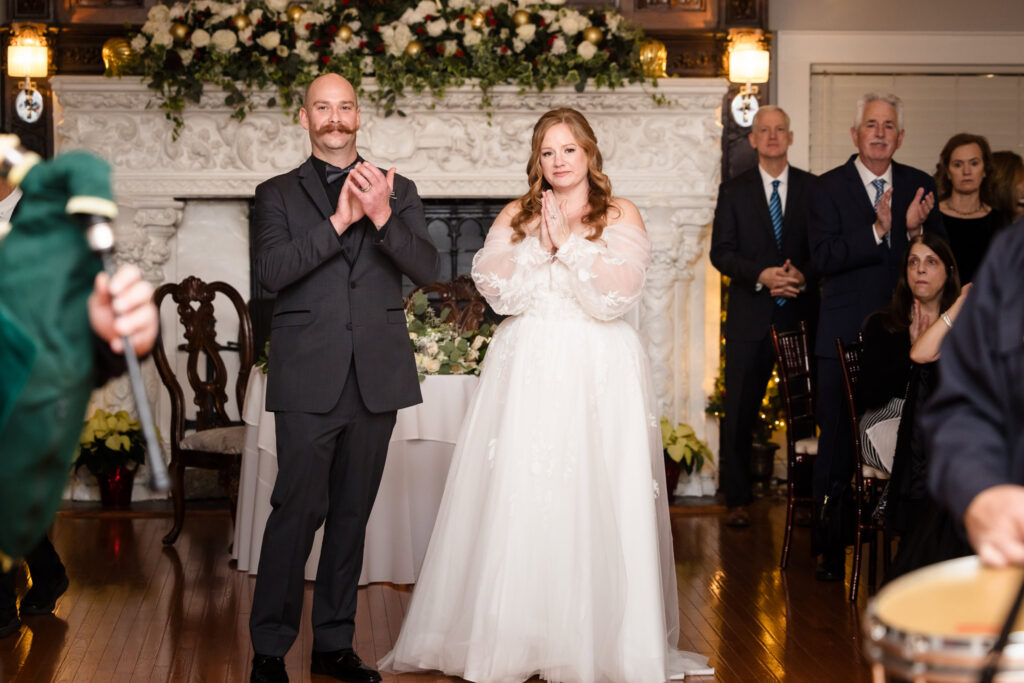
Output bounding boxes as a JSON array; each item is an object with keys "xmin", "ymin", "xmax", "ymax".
[{"xmin": 510, "ymin": 108, "xmax": 614, "ymax": 243}]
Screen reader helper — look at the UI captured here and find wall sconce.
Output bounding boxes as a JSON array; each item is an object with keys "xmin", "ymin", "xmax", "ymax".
[
  {"xmin": 7, "ymin": 24, "xmax": 50, "ymax": 124},
  {"xmin": 727, "ymin": 29, "xmax": 769, "ymax": 127}
]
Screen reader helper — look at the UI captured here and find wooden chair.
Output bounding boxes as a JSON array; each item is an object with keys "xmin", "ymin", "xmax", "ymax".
[
  {"xmin": 836, "ymin": 335, "xmax": 890, "ymax": 602},
  {"xmin": 409, "ymin": 274, "xmax": 489, "ymax": 332},
  {"xmin": 152, "ymin": 276, "xmax": 255, "ymax": 545},
  {"xmin": 771, "ymin": 322, "xmax": 818, "ymax": 569}
]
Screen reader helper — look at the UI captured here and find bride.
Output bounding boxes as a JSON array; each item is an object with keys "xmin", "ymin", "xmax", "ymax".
[{"xmin": 380, "ymin": 108, "xmax": 713, "ymax": 682}]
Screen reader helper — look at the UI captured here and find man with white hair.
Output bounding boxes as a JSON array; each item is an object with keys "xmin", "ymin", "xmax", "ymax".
[{"xmin": 808, "ymin": 92, "xmax": 946, "ymax": 581}]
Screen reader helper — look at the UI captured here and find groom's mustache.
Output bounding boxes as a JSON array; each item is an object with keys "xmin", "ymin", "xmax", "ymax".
[{"xmin": 317, "ymin": 123, "xmax": 358, "ymax": 135}]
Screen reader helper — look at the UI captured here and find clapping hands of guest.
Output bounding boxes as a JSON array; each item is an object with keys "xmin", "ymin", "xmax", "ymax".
[
  {"xmin": 540, "ymin": 190, "xmax": 570, "ymax": 254},
  {"xmin": 906, "ymin": 187, "xmax": 936, "ymax": 237}
]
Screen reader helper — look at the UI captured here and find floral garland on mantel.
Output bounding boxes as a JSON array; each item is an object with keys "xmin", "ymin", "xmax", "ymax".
[{"xmin": 127, "ymin": 0, "xmax": 651, "ymax": 134}]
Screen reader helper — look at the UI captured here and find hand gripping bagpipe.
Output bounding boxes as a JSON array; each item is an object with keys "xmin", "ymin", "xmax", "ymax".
[{"xmin": 0, "ymin": 136, "xmax": 167, "ymax": 567}]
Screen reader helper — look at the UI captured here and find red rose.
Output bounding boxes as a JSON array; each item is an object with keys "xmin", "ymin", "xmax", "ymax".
[
  {"xmin": 320, "ymin": 55, "xmax": 330, "ymax": 64},
  {"xmin": 305, "ymin": 22, "xmax": 312, "ymax": 31},
  {"xmin": 500, "ymin": 45, "xmax": 509, "ymax": 54},
  {"xmin": 359, "ymin": 40, "xmax": 366, "ymax": 48},
  {"xmin": 328, "ymin": 25, "xmax": 338, "ymax": 34},
  {"xmin": 437, "ymin": 44, "xmax": 445, "ymax": 54},
  {"xmin": 415, "ymin": 25, "xmax": 424, "ymax": 34},
  {"xmin": 455, "ymin": 49, "xmax": 464, "ymax": 57}
]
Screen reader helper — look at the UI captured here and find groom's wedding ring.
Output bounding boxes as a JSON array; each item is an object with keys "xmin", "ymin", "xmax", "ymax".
[{"xmin": 359, "ymin": 184, "xmax": 371, "ymax": 193}]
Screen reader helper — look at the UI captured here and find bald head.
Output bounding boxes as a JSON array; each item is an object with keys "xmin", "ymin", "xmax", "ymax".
[{"xmin": 304, "ymin": 73, "xmax": 357, "ymax": 110}]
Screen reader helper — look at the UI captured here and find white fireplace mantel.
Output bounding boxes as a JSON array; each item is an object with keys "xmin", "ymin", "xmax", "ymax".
[{"xmin": 51, "ymin": 75, "xmax": 726, "ymax": 460}]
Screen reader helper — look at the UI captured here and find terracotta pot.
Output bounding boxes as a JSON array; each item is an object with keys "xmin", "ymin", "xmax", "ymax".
[{"xmin": 97, "ymin": 465, "xmax": 137, "ymax": 509}]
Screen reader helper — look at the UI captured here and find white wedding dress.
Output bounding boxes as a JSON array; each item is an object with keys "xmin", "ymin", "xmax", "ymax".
[{"xmin": 380, "ymin": 223, "xmax": 713, "ymax": 683}]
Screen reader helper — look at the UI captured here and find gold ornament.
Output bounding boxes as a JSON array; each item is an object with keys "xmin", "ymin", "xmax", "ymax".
[
  {"xmin": 286, "ymin": 4, "xmax": 305, "ymax": 23},
  {"xmin": 638, "ymin": 38, "xmax": 668, "ymax": 78},
  {"xmin": 232, "ymin": 13, "xmax": 252, "ymax": 31},
  {"xmin": 337, "ymin": 25, "xmax": 353, "ymax": 42},
  {"xmin": 170, "ymin": 22, "xmax": 189, "ymax": 42},
  {"xmin": 404, "ymin": 39, "xmax": 423, "ymax": 57},
  {"xmin": 512, "ymin": 10, "xmax": 530, "ymax": 26},
  {"xmin": 582, "ymin": 27, "xmax": 603, "ymax": 45},
  {"xmin": 101, "ymin": 37, "xmax": 134, "ymax": 76},
  {"xmin": 470, "ymin": 12, "xmax": 485, "ymax": 29}
]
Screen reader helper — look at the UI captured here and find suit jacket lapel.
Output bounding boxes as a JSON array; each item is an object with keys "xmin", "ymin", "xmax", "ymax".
[
  {"xmin": 747, "ymin": 170, "xmax": 778, "ymax": 252},
  {"xmin": 298, "ymin": 158, "xmax": 333, "ymax": 218},
  {"xmin": 781, "ymin": 170, "xmax": 804, "ymax": 251},
  {"xmin": 843, "ymin": 156, "xmax": 875, "ymax": 222}
]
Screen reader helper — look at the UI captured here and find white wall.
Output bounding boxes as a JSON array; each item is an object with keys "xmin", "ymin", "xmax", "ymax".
[{"xmin": 770, "ymin": 0, "xmax": 1024, "ymax": 32}]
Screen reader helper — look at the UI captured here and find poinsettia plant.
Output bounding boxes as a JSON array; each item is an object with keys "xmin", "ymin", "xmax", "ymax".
[{"xmin": 125, "ymin": 0, "xmax": 650, "ymax": 134}]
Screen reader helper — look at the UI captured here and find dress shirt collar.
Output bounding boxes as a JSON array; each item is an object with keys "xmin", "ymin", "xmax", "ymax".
[
  {"xmin": 854, "ymin": 156, "xmax": 893, "ymax": 198},
  {"xmin": 758, "ymin": 163, "xmax": 789, "ymax": 209}
]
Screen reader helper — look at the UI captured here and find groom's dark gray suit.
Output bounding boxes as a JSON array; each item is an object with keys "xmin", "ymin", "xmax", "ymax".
[{"xmin": 249, "ymin": 156, "xmax": 439, "ymax": 656}]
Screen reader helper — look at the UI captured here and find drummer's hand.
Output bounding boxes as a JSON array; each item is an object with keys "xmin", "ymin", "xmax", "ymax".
[
  {"xmin": 89, "ymin": 264, "xmax": 159, "ymax": 356},
  {"xmin": 965, "ymin": 485, "xmax": 1024, "ymax": 567}
]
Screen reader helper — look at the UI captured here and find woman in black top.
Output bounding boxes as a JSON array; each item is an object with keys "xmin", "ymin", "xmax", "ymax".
[{"xmin": 934, "ymin": 133, "xmax": 1006, "ymax": 284}]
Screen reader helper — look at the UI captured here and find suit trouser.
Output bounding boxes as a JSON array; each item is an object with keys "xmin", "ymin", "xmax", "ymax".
[
  {"xmin": 720, "ymin": 336, "xmax": 777, "ymax": 507},
  {"xmin": 813, "ymin": 356, "xmax": 855, "ymax": 564},
  {"xmin": 250, "ymin": 363, "xmax": 397, "ymax": 656},
  {"xmin": 0, "ymin": 533, "xmax": 65, "ymax": 615}
]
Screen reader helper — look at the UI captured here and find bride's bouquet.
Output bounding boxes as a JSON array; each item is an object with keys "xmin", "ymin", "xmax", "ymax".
[{"xmin": 406, "ymin": 291, "xmax": 493, "ymax": 381}]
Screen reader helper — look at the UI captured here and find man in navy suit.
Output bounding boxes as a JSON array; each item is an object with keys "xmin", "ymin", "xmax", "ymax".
[
  {"xmin": 710, "ymin": 105, "xmax": 818, "ymax": 527},
  {"xmin": 810, "ymin": 92, "xmax": 945, "ymax": 580},
  {"xmin": 248, "ymin": 74, "xmax": 439, "ymax": 683}
]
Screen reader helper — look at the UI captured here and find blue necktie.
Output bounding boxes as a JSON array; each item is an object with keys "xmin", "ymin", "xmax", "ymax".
[
  {"xmin": 769, "ymin": 179, "xmax": 786, "ymax": 307},
  {"xmin": 872, "ymin": 178, "xmax": 889, "ymax": 247}
]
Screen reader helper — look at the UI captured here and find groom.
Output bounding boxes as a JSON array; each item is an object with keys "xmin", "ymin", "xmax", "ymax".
[{"xmin": 248, "ymin": 74, "xmax": 439, "ymax": 683}]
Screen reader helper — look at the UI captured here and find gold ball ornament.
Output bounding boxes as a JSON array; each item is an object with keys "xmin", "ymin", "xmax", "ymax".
[
  {"xmin": 170, "ymin": 22, "xmax": 189, "ymax": 42},
  {"xmin": 470, "ymin": 12, "xmax": 486, "ymax": 29},
  {"xmin": 232, "ymin": 13, "xmax": 252, "ymax": 31},
  {"xmin": 512, "ymin": 10, "xmax": 530, "ymax": 26},
  {"xmin": 337, "ymin": 25, "xmax": 353, "ymax": 42},
  {"xmin": 286, "ymin": 4, "xmax": 305, "ymax": 23},
  {"xmin": 638, "ymin": 38, "xmax": 668, "ymax": 78},
  {"xmin": 101, "ymin": 37, "xmax": 134, "ymax": 76},
  {"xmin": 582, "ymin": 27, "xmax": 603, "ymax": 45},
  {"xmin": 404, "ymin": 39, "xmax": 423, "ymax": 57}
]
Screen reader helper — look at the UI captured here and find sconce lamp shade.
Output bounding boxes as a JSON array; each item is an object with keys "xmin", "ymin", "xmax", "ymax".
[
  {"xmin": 7, "ymin": 25, "xmax": 49, "ymax": 79},
  {"xmin": 729, "ymin": 43, "xmax": 769, "ymax": 85}
]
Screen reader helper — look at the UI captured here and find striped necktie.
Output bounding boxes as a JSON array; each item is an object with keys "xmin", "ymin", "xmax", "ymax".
[
  {"xmin": 769, "ymin": 179, "xmax": 786, "ymax": 307},
  {"xmin": 872, "ymin": 178, "xmax": 889, "ymax": 247}
]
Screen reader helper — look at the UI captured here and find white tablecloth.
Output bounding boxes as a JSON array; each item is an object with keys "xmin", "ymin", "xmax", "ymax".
[{"xmin": 231, "ymin": 371, "xmax": 478, "ymax": 584}]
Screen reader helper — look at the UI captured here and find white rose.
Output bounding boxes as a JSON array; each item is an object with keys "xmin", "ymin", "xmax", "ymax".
[
  {"xmin": 399, "ymin": 8, "xmax": 421, "ymax": 24},
  {"xmin": 256, "ymin": 30, "xmax": 281, "ymax": 50},
  {"xmin": 382, "ymin": 23, "xmax": 412, "ymax": 56},
  {"xmin": 605, "ymin": 13, "xmax": 622, "ymax": 33},
  {"xmin": 444, "ymin": 39, "xmax": 458, "ymax": 55},
  {"xmin": 249, "ymin": 8, "xmax": 264, "ymax": 24},
  {"xmin": 214, "ymin": 2, "xmax": 239, "ymax": 20},
  {"xmin": 332, "ymin": 35, "xmax": 357, "ymax": 55},
  {"xmin": 424, "ymin": 358, "xmax": 442, "ymax": 373},
  {"xmin": 239, "ymin": 26, "xmax": 253, "ymax": 44},
  {"xmin": 547, "ymin": 0, "xmax": 565, "ymax": 4},
  {"xmin": 467, "ymin": 349, "xmax": 479, "ymax": 361},
  {"xmin": 275, "ymin": 44, "xmax": 289, "ymax": 57},
  {"xmin": 449, "ymin": 0, "xmax": 470, "ymax": 8},
  {"xmin": 265, "ymin": 0, "xmax": 289, "ymax": 11},
  {"xmin": 463, "ymin": 28, "xmax": 482, "ymax": 47},
  {"xmin": 471, "ymin": 335, "xmax": 485, "ymax": 350},
  {"xmin": 426, "ymin": 18, "xmax": 447, "ymax": 37},
  {"xmin": 512, "ymin": 37, "xmax": 526, "ymax": 53},
  {"xmin": 151, "ymin": 29, "xmax": 174, "ymax": 48},
  {"xmin": 499, "ymin": 27, "xmax": 509, "ymax": 39},
  {"xmin": 190, "ymin": 29, "xmax": 211, "ymax": 48},
  {"xmin": 146, "ymin": 5, "xmax": 170, "ymax": 22},
  {"xmin": 169, "ymin": 4, "xmax": 185, "ymax": 19},
  {"xmin": 516, "ymin": 23, "xmax": 536, "ymax": 42},
  {"xmin": 577, "ymin": 40, "xmax": 597, "ymax": 60},
  {"xmin": 130, "ymin": 34, "xmax": 149, "ymax": 52},
  {"xmin": 416, "ymin": 0, "xmax": 439, "ymax": 17},
  {"xmin": 296, "ymin": 11, "xmax": 328, "ymax": 38},
  {"xmin": 550, "ymin": 35, "xmax": 567, "ymax": 55},
  {"xmin": 538, "ymin": 9, "xmax": 557, "ymax": 24},
  {"xmin": 211, "ymin": 29, "xmax": 238, "ymax": 52},
  {"xmin": 294, "ymin": 39, "xmax": 317, "ymax": 62},
  {"xmin": 177, "ymin": 48, "xmax": 194, "ymax": 66},
  {"xmin": 426, "ymin": 341, "xmax": 439, "ymax": 356}
]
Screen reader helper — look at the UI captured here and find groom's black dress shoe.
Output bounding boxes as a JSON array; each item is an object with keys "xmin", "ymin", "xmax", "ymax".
[
  {"xmin": 251, "ymin": 654, "xmax": 288, "ymax": 683},
  {"xmin": 311, "ymin": 648, "xmax": 382, "ymax": 683}
]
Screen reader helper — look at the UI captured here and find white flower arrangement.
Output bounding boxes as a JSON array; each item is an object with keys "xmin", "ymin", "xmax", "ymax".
[{"xmin": 405, "ymin": 291, "xmax": 494, "ymax": 381}]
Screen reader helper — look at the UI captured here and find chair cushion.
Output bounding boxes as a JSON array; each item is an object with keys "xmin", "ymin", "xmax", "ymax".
[
  {"xmin": 180, "ymin": 425, "xmax": 245, "ymax": 454},
  {"xmin": 794, "ymin": 437, "xmax": 818, "ymax": 455},
  {"xmin": 862, "ymin": 464, "xmax": 890, "ymax": 480}
]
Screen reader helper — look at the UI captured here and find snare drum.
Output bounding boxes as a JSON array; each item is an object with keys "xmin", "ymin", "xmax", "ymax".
[{"xmin": 864, "ymin": 555, "xmax": 1024, "ymax": 682}]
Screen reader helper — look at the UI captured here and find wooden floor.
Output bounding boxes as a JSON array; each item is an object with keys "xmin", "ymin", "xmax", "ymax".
[{"xmin": 1, "ymin": 495, "xmax": 875, "ymax": 683}]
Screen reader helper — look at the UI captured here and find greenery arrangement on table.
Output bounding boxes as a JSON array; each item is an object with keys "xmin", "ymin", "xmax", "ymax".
[
  {"xmin": 406, "ymin": 290, "xmax": 493, "ymax": 381},
  {"xmin": 75, "ymin": 409, "xmax": 147, "ymax": 478},
  {"xmin": 126, "ymin": 0, "xmax": 650, "ymax": 133},
  {"xmin": 705, "ymin": 275, "xmax": 786, "ymax": 443}
]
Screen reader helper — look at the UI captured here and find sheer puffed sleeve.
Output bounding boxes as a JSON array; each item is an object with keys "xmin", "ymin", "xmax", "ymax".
[
  {"xmin": 471, "ymin": 223, "xmax": 552, "ymax": 315},
  {"xmin": 555, "ymin": 223, "xmax": 651, "ymax": 321}
]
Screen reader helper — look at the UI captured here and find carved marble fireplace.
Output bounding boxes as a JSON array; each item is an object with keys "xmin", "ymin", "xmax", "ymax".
[{"xmin": 51, "ymin": 75, "xmax": 727, "ymax": 498}]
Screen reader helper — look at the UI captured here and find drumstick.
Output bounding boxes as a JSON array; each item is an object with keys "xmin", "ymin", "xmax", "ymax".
[{"xmin": 979, "ymin": 571, "xmax": 1024, "ymax": 683}]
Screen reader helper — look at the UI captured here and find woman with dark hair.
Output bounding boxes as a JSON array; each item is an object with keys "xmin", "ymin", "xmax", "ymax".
[
  {"xmin": 934, "ymin": 132, "xmax": 1005, "ymax": 283},
  {"xmin": 990, "ymin": 150, "xmax": 1024, "ymax": 223},
  {"xmin": 858, "ymin": 233, "xmax": 961, "ymax": 476},
  {"xmin": 381, "ymin": 108, "xmax": 712, "ymax": 682}
]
